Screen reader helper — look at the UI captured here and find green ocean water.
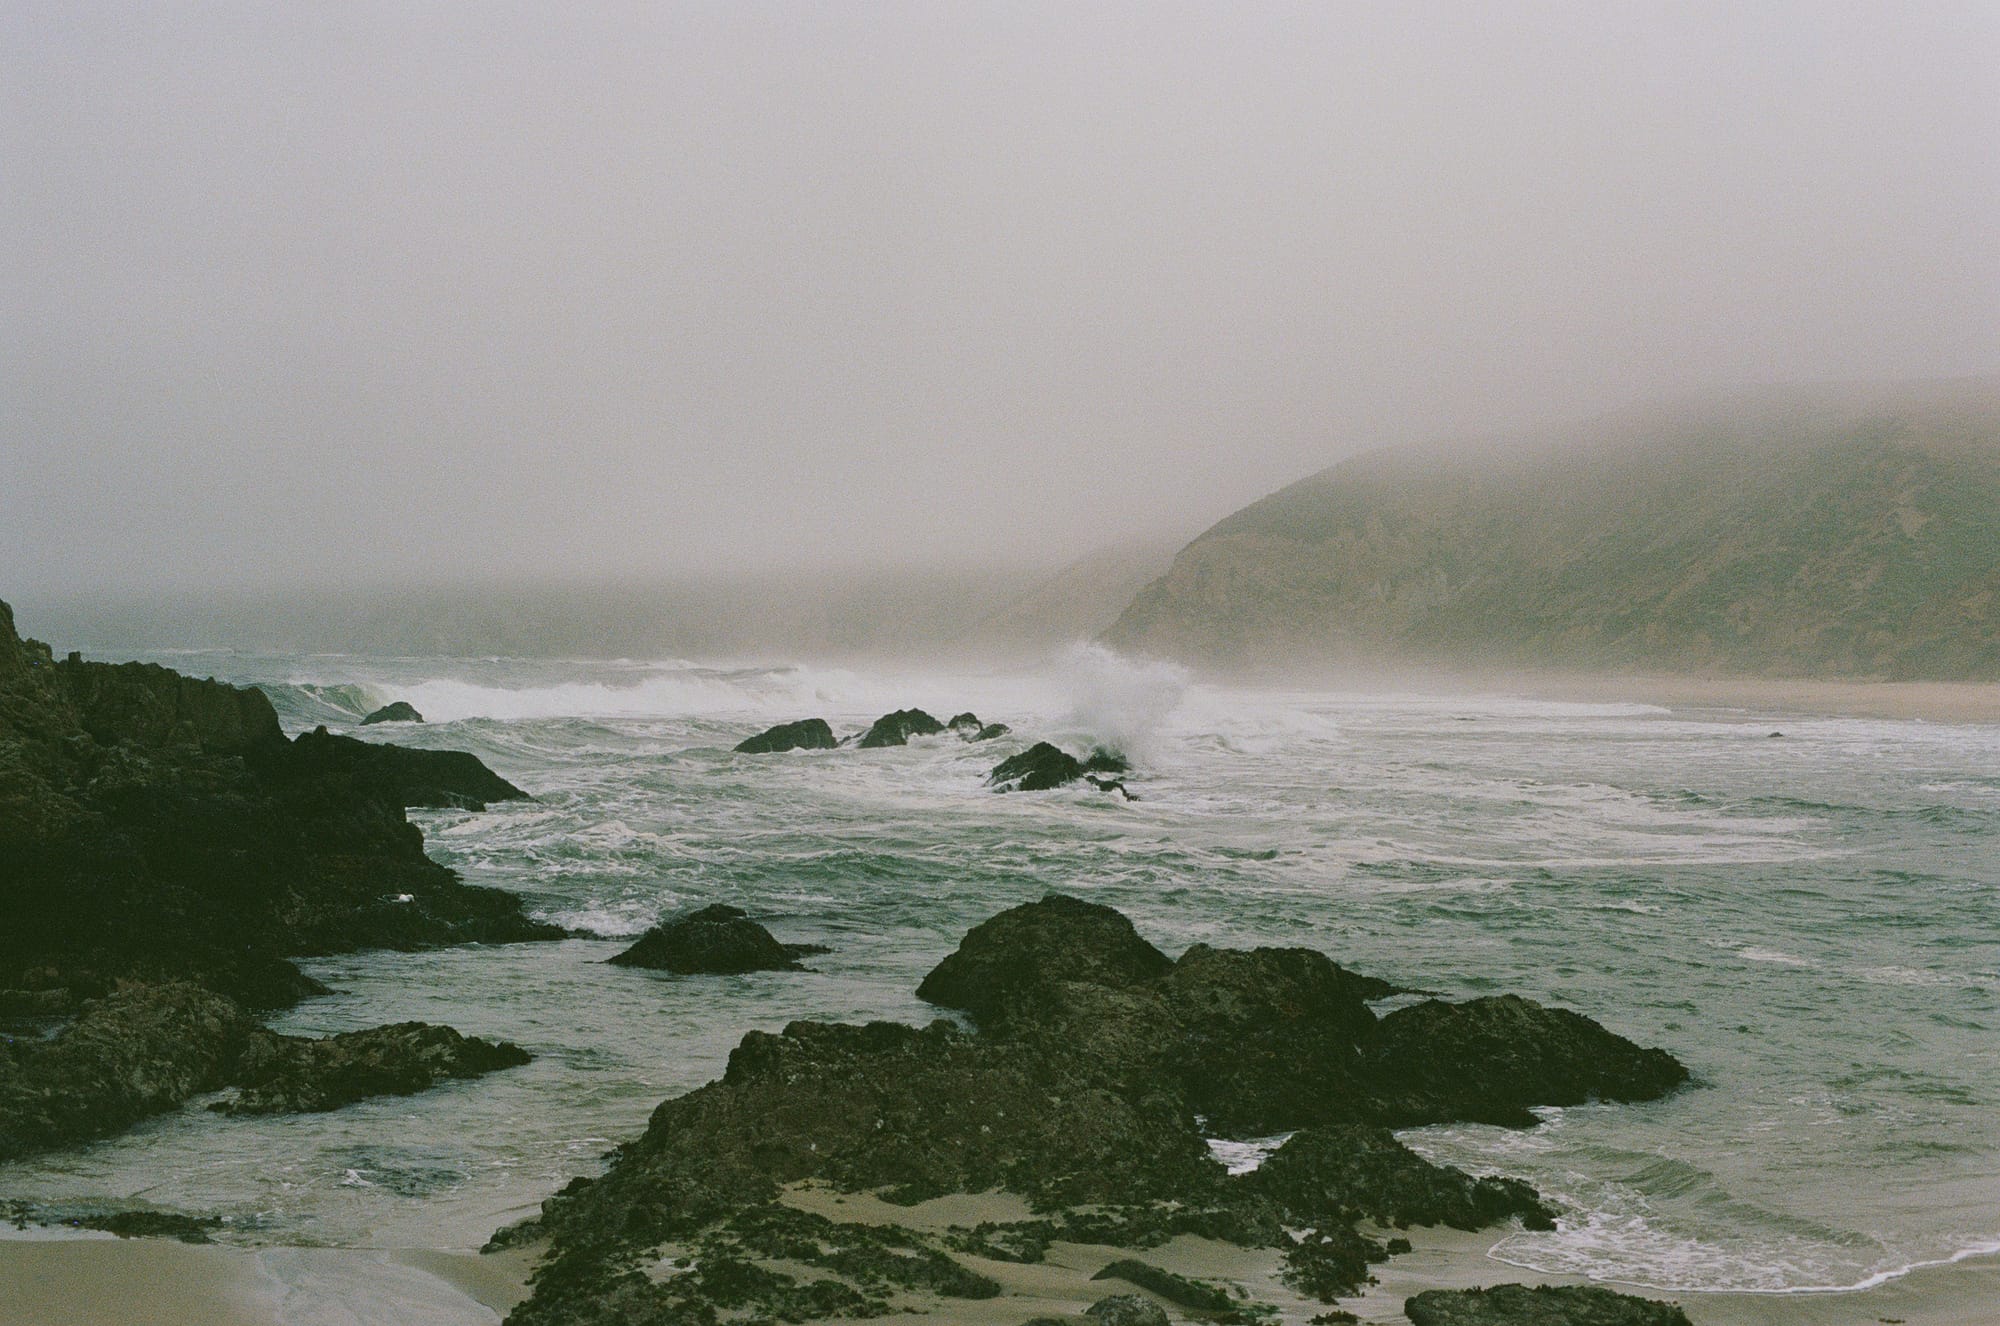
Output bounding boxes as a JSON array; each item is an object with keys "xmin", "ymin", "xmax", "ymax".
[{"xmin": 4, "ymin": 646, "xmax": 1996, "ymax": 1320}]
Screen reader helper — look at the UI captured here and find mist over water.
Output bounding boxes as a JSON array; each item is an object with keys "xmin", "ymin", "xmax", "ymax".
[{"xmin": 4, "ymin": 643, "xmax": 1996, "ymax": 1320}]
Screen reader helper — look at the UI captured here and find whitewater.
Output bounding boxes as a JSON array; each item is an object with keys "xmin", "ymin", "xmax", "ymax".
[{"xmin": 4, "ymin": 646, "xmax": 1996, "ymax": 1318}]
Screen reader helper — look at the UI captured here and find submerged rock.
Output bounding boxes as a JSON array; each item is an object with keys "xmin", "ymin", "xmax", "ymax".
[
  {"xmin": 735, "ymin": 718, "xmax": 839, "ymax": 754},
  {"xmin": 608, "ymin": 904, "xmax": 819, "ymax": 975},
  {"xmin": 1404, "ymin": 1284, "xmax": 1694, "ymax": 1326},
  {"xmin": 360, "ymin": 701, "xmax": 424, "ymax": 725},
  {"xmin": 217, "ymin": 1021, "xmax": 530, "ymax": 1115},
  {"xmin": 975, "ymin": 722, "xmax": 1010, "ymax": 741},
  {"xmin": 857, "ymin": 708, "xmax": 947, "ymax": 748}
]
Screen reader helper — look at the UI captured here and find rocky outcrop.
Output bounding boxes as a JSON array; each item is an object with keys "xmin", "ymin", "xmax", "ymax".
[
  {"xmin": 1404, "ymin": 1284, "xmax": 1694, "ymax": 1326},
  {"xmin": 0, "ymin": 981, "xmax": 533, "ymax": 1159},
  {"xmin": 607, "ymin": 904, "xmax": 823, "ymax": 975},
  {"xmin": 0, "ymin": 982, "xmax": 255, "ymax": 1161},
  {"xmin": 502, "ymin": 897, "xmax": 1688, "ymax": 1326},
  {"xmin": 735, "ymin": 718, "xmax": 839, "ymax": 754},
  {"xmin": 360, "ymin": 700, "xmax": 424, "ymax": 725},
  {"xmin": 275, "ymin": 725, "xmax": 529, "ymax": 810},
  {"xmin": 914, "ymin": 894, "xmax": 1173, "ymax": 1026},
  {"xmin": 1362, "ymin": 995, "xmax": 1692, "ymax": 1128},
  {"xmin": 0, "ymin": 599, "xmax": 555, "ymax": 1013},
  {"xmin": 216, "ymin": 1021, "xmax": 530, "ymax": 1115},
  {"xmin": 856, "ymin": 708, "xmax": 946, "ymax": 748},
  {"xmin": 988, "ymin": 742, "xmax": 1131, "ymax": 794},
  {"xmin": 1085, "ymin": 1294, "xmax": 1171, "ymax": 1326}
]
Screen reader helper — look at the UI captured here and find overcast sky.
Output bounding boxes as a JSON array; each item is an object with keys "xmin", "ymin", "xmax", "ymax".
[{"xmin": 5, "ymin": 2, "xmax": 1997, "ymax": 595}]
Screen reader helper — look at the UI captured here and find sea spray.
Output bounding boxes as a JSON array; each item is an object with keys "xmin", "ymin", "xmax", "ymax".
[{"xmin": 1052, "ymin": 644, "xmax": 1187, "ymax": 763}]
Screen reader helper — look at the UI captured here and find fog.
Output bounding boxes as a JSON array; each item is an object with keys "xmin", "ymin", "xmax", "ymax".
[{"xmin": 5, "ymin": 2, "xmax": 1997, "ymax": 604}]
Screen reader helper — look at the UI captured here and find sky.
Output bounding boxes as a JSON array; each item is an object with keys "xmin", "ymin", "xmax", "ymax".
[{"xmin": 4, "ymin": 1, "xmax": 1997, "ymax": 596}]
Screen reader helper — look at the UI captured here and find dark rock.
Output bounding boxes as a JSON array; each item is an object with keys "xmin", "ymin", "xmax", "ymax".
[
  {"xmin": 735, "ymin": 718, "xmax": 838, "ymax": 754},
  {"xmin": 276, "ymin": 725, "xmax": 529, "ymax": 810},
  {"xmin": 360, "ymin": 701, "xmax": 424, "ymax": 725},
  {"xmin": 916, "ymin": 894, "xmax": 1174, "ymax": 1027},
  {"xmin": 504, "ymin": 898, "xmax": 1690, "ymax": 1326},
  {"xmin": 947, "ymin": 712, "xmax": 985, "ymax": 736},
  {"xmin": 1085, "ymin": 1295, "xmax": 1170, "ymax": 1326},
  {"xmin": 989, "ymin": 743, "xmax": 1131, "ymax": 793},
  {"xmin": 1, "ymin": 599, "xmax": 554, "ymax": 1003},
  {"xmin": 67, "ymin": 1209, "xmax": 223, "ymax": 1243},
  {"xmin": 1404, "ymin": 1284, "xmax": 1694, "ymax": 1326},
  {"xmin": 1091, "ymin": 1258, "xmax": 1237, "ymax": 1314},
  {"xmin": 1247, "ymin": 1124, "xmax": 1554, "ymax": 1232},
  {"xmin": 1163, "ymin": 945, "xmax": 1392, "ymax": 1137},
  {"xmin": 857, "ymin": 708, "xmax": 946, "ymax": 748},
  {"xmin": 607, "ymin": 904, "xmax": 815, "ymax": 975},
  {"xmin": 975, "ymin": 722, "xmax": 1011, "ymax": 741},
  {"xmin": 0, "ymin": 982, "xmax": 254, "ymax": 1161},
  {"xmin": 216, "ymin": 1021, "xmax": 530, "ymax": 1115},
  {"xmin": 1363, "ymin": 995, "xmax": 1692, "ymax": 1128}
]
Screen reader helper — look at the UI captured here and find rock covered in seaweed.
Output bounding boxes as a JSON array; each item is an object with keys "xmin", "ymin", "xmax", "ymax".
[
  {"xmin": 608, "ymin": 904, "xmax": 821, "ymax": 975},
  {"xmin": 360, "ymin": 700, "xmax": 424, "ymax": 725},
  {"xmin": 217, "ymin": 1021, "xmax": 530, "ymax": 1115},
  {"xmin": 856, "ymin": 708, "xmax": 946, "ymax": 748},
  {"xmin": 734, "ymin": 718, "xmax": 839, "ymax": 754},
  {"xmin": 1405, "ymin": 1284, "xmax": 1694, "ymax": 1326}
]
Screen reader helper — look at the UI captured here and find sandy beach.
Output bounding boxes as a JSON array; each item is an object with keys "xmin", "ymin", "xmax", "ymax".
[{"xmin": 1510, "ymin": 673, "xmax": 2000, "ymax": 725}]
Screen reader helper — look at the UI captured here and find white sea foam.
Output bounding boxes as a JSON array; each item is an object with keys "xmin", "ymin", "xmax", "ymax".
[
  {"xmin": 1202, "ymin": 1131, "xmax": 1295, "ymax": 1175},
  {"xmin": 1053, "ymin": 644, "xmax": 1187, "ymax": 761}
]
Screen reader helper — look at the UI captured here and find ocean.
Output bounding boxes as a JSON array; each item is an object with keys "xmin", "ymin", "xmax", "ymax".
[{"xmin": 4, "ymin": 645, "xmax": 1996, "ymax": 1320}]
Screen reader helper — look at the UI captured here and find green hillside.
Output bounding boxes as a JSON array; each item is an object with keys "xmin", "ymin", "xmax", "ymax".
[{"xmin": 1104, "ymin": 378, "xmax": 2000, "ymax": 680}]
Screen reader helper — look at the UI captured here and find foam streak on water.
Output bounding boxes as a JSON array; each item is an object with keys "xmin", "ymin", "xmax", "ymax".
[{"xmin": 5, "ymin": 647, "xmax": 1998, "ymax": 1305}]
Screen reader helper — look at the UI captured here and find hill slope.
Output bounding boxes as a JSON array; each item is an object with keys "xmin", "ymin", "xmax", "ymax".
[{"xmin": 1104, "ymin": 378, "xmax": 2000, "ymax": 680}]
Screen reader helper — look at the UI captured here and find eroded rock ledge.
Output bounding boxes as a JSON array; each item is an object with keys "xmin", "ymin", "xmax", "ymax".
[{"xmin": 499, "ymin": 894, "xmax": 1690, "ymax": 1326}]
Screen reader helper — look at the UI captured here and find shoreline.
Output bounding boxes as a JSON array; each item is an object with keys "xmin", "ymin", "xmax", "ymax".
[
  {"xmin": 7, "ymin": 1220, "xmax": 1999, "ymax": 1326},
  {"xmin": 1499, "ymin": 672, "xmax": 2000, "ymax": 724}
]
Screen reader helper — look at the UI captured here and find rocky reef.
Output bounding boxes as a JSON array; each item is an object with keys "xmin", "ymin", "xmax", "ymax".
[
  {"xmin": 498, "ymin": 894, "xmax": 1689, "ymax": 1326},
  {"xmin": 607, "ymin": 904, "xmax": 827, "ymax": 975}
]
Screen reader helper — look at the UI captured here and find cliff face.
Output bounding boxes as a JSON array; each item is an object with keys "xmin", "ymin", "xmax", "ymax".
[
  {"xmin": 0, "ymin": 600, "xmax": 554, "ymax": 1012},
  {"xmin": 1105, "ymin": 379, "xmax": 2000, "ymax": 680}
]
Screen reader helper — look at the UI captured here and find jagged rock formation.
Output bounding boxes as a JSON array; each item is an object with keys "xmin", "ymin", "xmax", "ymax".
[
  {"xmin": 0, "ymin": 598, "xmax": 554, "ymax": 1011},
  {"xmin": 1107, "ymin": 377, "xmax": 2000, "ymax": 680},
  {"xmin": 360, "ymin": 700, "xmax": 424, "ymax": 725},
  {"xmin": 734, "ymin": 718, "xmax": 839, "ymax": 754},
  {"xmin": 607, "ymin": 904, "xmax": 825, "ymax": 975},
  {"xmin": 499, "ymin": 895, "xmax": 1687, "ymax": 1326},
  {"xmin": 0, "ymin": 599, "xmax": 554, "ymax": 1158}
]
